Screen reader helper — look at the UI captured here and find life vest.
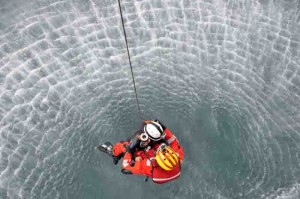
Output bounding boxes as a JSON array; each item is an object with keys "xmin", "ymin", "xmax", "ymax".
[
  {"xmin": 139, "ymin": 143, "xmax": 181, "ymax": 184},
  {"xmin": 151, "ymin": 159, "xmax": 181, "ymax": 184}
]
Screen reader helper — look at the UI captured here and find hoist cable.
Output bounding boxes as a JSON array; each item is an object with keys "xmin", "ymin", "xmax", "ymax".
[{"xmin": 117, "ymin": 0, "xmax": 143, "ymax": 120}]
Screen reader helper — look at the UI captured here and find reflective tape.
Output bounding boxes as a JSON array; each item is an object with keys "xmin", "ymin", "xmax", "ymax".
[{"xmin": 167, "ymin": 136, "xmax": 176, "ymax": 144}]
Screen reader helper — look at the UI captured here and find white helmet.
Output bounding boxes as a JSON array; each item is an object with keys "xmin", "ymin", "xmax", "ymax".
[{"xmin": 144, "ymin": 121, "xmax": 164, "ymax": 141}]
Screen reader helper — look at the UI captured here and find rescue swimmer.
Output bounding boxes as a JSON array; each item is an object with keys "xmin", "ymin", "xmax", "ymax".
[{"xmin": 99, "ymin": 119, "xmax": 184, "ymax": 184}]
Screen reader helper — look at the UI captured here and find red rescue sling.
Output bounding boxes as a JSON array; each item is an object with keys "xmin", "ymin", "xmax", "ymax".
[{"xmin": 152, "ymin": 162, "xmax": 181, "ymax": 184}]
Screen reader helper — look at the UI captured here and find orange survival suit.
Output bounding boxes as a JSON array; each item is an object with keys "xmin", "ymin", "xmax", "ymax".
[{"xmin": 112, "ymin": 120, "xmax": 184, "ymax": 183}]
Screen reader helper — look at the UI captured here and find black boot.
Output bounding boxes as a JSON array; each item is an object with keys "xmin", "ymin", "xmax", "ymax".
[
  {"xmin": 112, "ymin": 155, "xmax": 122, "ymax": 165},
  {"xmin": 96, "ymin": 142, "xmax": 113, "ymax": 155}
]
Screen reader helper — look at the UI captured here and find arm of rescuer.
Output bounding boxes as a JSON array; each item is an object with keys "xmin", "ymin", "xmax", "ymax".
[
  {"xmin": 121, "ymin": 152, "xmax": 153, "ymax": 177},
  {"xmin": 148, "ymin": 119, "xmax": 185, "ymax": 163},
  {"xmin": 125, "ymin": 121, "xmax": 148, "ymax": 155}
]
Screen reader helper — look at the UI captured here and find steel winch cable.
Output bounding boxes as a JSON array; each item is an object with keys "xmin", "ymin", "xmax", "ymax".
[{"xmin": 117, "ymin": 0, "xmax": 143, "ymax": 120}]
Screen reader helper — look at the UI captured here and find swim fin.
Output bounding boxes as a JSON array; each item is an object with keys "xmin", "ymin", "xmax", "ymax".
[{"xmin": 96, "ymin": 142, "xmax": 113, "ymax": 156}]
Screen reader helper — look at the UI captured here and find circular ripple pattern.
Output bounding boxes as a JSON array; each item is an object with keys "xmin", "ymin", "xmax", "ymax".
[{"xmin": 1, "ymin": 0, "xmax": 300, "ymax": 199}]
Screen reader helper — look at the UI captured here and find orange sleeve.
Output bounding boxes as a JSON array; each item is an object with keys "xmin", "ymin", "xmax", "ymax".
[
  {"xmin": 112, "ymin": 141, "xmax": 129, "ymax": 156},
  {"xmin": 164, "ymin": 129, "xmax": 185, "ymax": 162},
  {"xmin": 170, "ymin": 140, "xmax": 184, "ymax": 162},
  {"xmin": 122, "ymin": 153, "xmax": 152, "ymax": 177}
]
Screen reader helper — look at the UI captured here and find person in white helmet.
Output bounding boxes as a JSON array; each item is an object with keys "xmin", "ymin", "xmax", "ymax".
[{"xmin": 99, "ymin": 119, "xmax": 184, "ymax": 166}]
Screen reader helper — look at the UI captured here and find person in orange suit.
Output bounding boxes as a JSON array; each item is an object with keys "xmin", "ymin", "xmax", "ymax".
[
  {"xmin": 112, "ymin": 119, "xmax": 184, "ymax": 165},
  {"xmin": 106, "ymin": 119, "xmax": 184, "ymax": 183},
  {"xmin": 120, "ymin": 143, "xmax": 182, "ymax": 184}
]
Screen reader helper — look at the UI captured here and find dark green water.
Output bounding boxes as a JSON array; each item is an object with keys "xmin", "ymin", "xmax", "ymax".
[{"xmin": 0, "ymin": 0, "xmax": 300, "ymax": 198}]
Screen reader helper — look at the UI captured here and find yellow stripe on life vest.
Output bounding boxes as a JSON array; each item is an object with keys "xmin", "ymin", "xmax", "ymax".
[
  {"xmin": 156, "ymin": 151, "xmax": 172, "ymax": 171},
  {"xmin": 167, "ymin": 148, "xmax": 179, "ymax": 164},
  {"xmin": 159, "ymin": 151, "xmax": 173, "ymax": 168},
  {"xmin": 165, "ymin": 152, "xmax": 176, "ymax": 166}
]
